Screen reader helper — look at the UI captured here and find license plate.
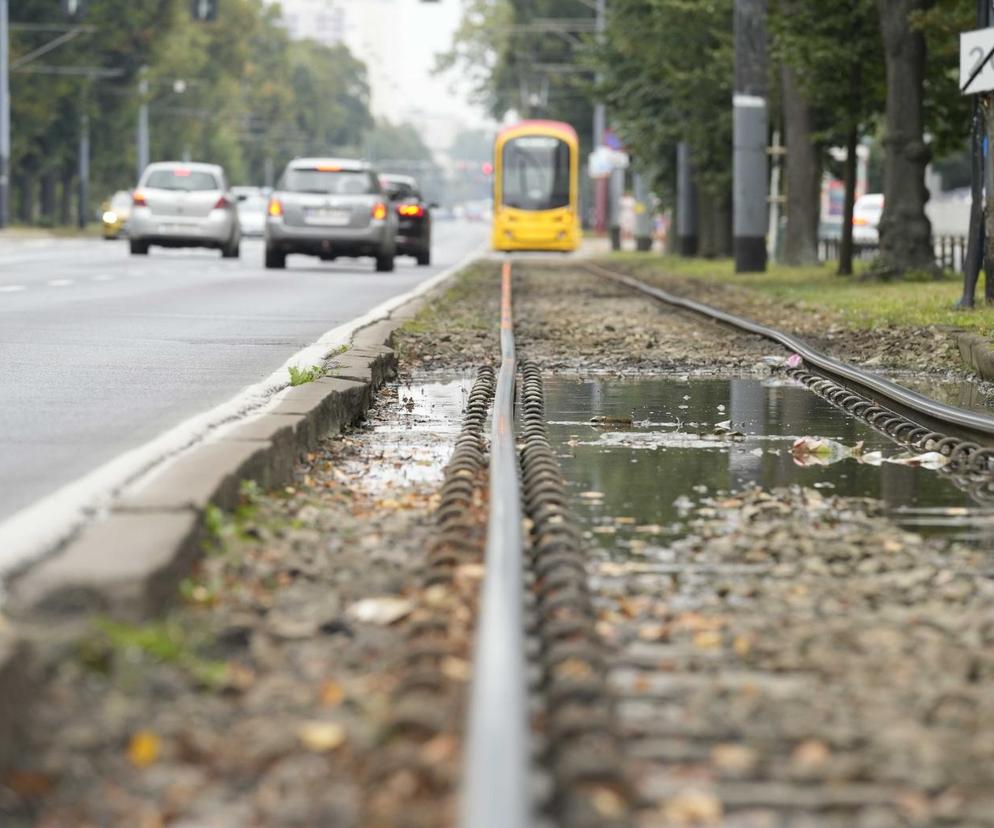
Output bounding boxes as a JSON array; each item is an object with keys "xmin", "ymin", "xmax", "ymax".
[{"xmin": 305, "ymin": 209, "xmax": 350, "ymax": 226}]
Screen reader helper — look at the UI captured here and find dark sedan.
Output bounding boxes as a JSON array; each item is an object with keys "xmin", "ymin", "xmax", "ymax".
[{"xmin": 380, "ymin": 174, "xmax": 432, "ymax": 266}]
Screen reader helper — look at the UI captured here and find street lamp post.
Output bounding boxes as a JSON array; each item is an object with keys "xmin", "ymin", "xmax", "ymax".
[{"xmin": 137, "ymin": 67, "xmax": 149, "ymax": 181}]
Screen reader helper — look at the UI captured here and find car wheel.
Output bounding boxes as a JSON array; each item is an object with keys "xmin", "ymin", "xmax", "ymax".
[
  {"xmin": 130, "ymin": 239, "xmax": 149, "ymax": 255},
  {"xmin": 222, "ymin": 239, "xmax": 240, "ymax": 258},
  {"xmin": 265, "ymin": 246, "xmax": 286, "ymax": 269},
  {"xmin": 416, "ymin": 248, "xmax": 431, "ymax": 266},
  {"xmin": 375, "ymin": 251, "xmax": 395, "ymax": 272}
]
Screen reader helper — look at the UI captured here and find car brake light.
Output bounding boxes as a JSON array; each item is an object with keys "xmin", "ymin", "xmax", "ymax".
[
  {"xmin": 174, "ymin": 168, "xmax": 191, "ymax": 177},
  {"xmin": 397, "ymin": 204, "xmax": 424, "ymax": 218},
  {"xmin": 268, "ymin": 198, "xmax": 284, "ymax": 217},
  {"xmin": 132, "ymin": 191, "xmax": 147, "ymax": 206},
  {"xmin": 214, "ymin": 196, "xmax": 231, "ymax": 210},
  {"xmin": 372, "ymin": 202, "xmax": 388, "ymax": 220}
]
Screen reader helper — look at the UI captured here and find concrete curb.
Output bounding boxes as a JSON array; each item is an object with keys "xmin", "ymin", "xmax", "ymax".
[
  {"xmin": 3, "ymin": 307, "xmax": 421, "ymax": 624},
  {"xmin": 955, "ymin": 332, "xmax": 994, "ymax": 381}
]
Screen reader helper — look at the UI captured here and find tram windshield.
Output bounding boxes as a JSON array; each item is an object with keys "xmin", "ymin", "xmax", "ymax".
[{"xmin": 501, "ymin": 136, "xmax": 571, "ymax": 211}]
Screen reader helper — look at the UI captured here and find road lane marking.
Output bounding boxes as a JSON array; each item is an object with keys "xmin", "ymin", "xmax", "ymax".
[
  {"xmin": 0, "ymin": 285, "xmax": 26, "ymax": 293},
  {"xmin": 48, "ymin": 279, "xmax": 73, "ymax": 287},
  {"xmin": 0, "ymin": 243, "xmax": 488, "ymax": 582},
  {"xmin": 92, "ymin": 274, "xmax": 113, "ymax": 282}
]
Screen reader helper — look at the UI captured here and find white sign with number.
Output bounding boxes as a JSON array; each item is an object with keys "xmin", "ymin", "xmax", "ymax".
[{"xmin": 961, "ymin": 27, "xmax": 994, "ymax": 94}]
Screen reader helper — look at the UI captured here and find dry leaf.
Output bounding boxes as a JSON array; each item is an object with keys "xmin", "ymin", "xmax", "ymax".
[
  {"xmin": 127, "ymin": 730, "xmax": 160, "ymax": 768},
  {"xmin": 662, "ymin": 789, "xmax": 723, "ymax": 824},
  {"xmin": 320, "ymin": 680, "xmax": 346, "ymax": 707}
]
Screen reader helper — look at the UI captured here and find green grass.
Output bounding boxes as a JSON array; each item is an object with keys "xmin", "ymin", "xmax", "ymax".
[
  {"xmin": 288, "ymin": 364, "xmax": 324, "ymax": 386},
  {"xmin": 610, "ymin": 253, "xmax": 994, "ymax": 336}
]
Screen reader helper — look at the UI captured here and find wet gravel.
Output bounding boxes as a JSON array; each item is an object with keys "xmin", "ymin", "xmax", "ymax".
[{"xmin": 1, "ymin": 381, "xmax": 476, "ymax": 828}]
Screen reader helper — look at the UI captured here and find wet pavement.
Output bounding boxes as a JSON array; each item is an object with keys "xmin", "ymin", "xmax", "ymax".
[{"xmin": 546, "ymin": 374, "xmax": 994, "ymax": 549}]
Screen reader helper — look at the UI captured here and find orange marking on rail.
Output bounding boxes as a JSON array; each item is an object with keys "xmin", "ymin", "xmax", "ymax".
[{"xmin": 501, "ymin": 260, "xmax": 513, "ymax": 331}]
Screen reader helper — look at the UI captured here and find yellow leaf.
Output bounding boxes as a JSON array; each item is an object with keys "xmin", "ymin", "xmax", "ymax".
[
  {"xmin": 320, "ymin": 680, "xmax": 345, "ymax": 707},
  {"xmin": 127, "ymin": 730, "xmax": 160, "ymax": 768}
]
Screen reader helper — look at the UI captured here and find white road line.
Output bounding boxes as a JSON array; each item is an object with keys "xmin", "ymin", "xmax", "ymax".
[
  {"xmin": 0, "ymin": 246, "xmax": 486, "ymax": 581},
  {"xmin": 47, "ymin": 279, "xmax": 73, "ymax": 287},
  {"xmin": 92, "ymin": 274, "xmax": 113, "ymax": 282},
  {"xmin": 0, "ymin": 285, "xmax": 26, "ymax": 293}
]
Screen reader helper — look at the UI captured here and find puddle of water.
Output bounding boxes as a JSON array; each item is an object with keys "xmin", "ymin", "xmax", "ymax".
[
  {"xmin": 545, "ymin": 374, "xmax": 994, "ymax": 550},
  {"xmin": 886, "ymin": 372, "xmax": 994, "ymax": 416},
  {"xmin": 342, "ymin": 373, "xmax": 474, "ymax": 492}
]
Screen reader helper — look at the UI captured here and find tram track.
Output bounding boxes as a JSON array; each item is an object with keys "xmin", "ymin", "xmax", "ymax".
[{"xmin": 454, "ymin": 258, "xmax": 994, "ymax": 827}]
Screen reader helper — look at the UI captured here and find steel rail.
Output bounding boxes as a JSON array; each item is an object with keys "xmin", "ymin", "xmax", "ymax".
[
  {"xmin": 460, "ymin": 260, "xmax": 531, "ymax": 828},
  {"xmin": 585, "ymin": 262, "xmax": 994, "ymax": 437}
]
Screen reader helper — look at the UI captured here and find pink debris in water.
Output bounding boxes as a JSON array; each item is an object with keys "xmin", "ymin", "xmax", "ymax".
[{"xmin": 786, "ymin": 354, "xmax": 802, "ymax": 368}]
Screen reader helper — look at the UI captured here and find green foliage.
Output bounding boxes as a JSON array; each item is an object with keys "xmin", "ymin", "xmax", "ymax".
[
  {"xmin": 288, "ymin": 364, "xmax": 324, "ymax": 386},
  {"xmin": 8, "ymin": 0, "xmax": 373, "ymax": 223},
  {"xmin": 438, "ymin": 0, "xmax": 595, "ymax": 147},
  {"xmin": 592, "ymin": 0, "xmax": 733, "ymax": 203}
]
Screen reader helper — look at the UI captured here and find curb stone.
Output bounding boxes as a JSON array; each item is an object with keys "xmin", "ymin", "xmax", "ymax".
[
  {"xmin": 955, "ymin": 332, "xmax": 994, "ymax": 381},
  {"xmin": 4, "ymin": 335, "xmax": 404, "ymax": 624}
]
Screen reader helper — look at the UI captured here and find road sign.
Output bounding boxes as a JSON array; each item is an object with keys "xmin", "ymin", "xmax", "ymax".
[{"xmin": 961, "ymin": 27, "xmax": 994, "ymax": 94}]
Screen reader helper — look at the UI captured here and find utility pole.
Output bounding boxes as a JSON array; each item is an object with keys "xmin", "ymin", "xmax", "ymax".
[
  {"xmin": 78, "ymin": 110, "xmax": 89, "ymax": 228},
  {"xmin": 733, "ymin": 0, "xmax": 768, "ymax": 272},
  {"xmin": 137, "ymin": 66, "xmax": 149, "ymax": 181},
  {"xmin": 593, "ymin": 0, "xmax": 605, "ymax": 150},
  {"xmin": 0, "ymin": 0, "xmax": 10, "ymax": 228},
  {"xmin": 633, "ymin": 171, "xmax": 653, "ymax": 252}
]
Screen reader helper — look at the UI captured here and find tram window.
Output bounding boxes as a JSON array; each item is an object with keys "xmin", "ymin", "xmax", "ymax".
[{"xmin": 501, "ymin": 136, "xmax": 570, "ymax": 211}]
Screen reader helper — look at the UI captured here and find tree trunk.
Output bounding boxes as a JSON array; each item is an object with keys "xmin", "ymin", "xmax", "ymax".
[
  {"xmin": 18, "ymin": 173, "xmax": 36, "ymax": 224},
  {"xmin": 699, "ymin": 190, "xmax": 716, "ymax": 257},
  {"xmin": 713, "ymin": 189, "xmax": 733, "ymax": 257},
  {"xmin": 60, "ymin": 169, "xmax": 74, "ymax": 226},
  {"xmin": 875, "ymin": 0, "xmax": 934, "ymax": 275},
  {"xmin": 839, "ymin": 126, "xmax": 859, "ymax": 275},
  {"xmin": 781, "ymin": 64, "xmax": 820, "ymax": 266},
  {"xmin": 40, "ymin": 169, "xmax": 57, "ymax": 226}
]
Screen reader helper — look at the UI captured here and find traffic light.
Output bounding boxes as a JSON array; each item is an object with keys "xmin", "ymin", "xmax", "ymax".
[
  {"xmin": 191, "ymin": 0, "xmax": 218, "ymax": 21},
  {"xmin": 62, "ymin": 0, "xmax": 87, "ymax": 17}
]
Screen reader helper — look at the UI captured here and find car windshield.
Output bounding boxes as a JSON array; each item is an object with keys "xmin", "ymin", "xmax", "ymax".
[
  {"xmin": 282, "ymin": 169, "xmax": 379, "ymax": 195},
  {"xmin": 144, "ymin": 169, "xmax": 219, "ymax": 191},
  {"xmin": 501, "ymin": 135, "xmax": 570, "ymax": 211}
]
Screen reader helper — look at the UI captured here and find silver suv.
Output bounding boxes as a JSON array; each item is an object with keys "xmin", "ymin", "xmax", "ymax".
[
  {"xmin": 264, "ymin": 158, "xmax": 397, "ymax": 271},
  {"xmin": 129, "ymin": 162, "xmax": 240, "ymax": 257}
]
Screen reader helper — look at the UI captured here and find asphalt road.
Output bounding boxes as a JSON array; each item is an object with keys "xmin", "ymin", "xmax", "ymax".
[{"xmin": 0, "ymin": 222, "xmax": 488, "ymax": 523}]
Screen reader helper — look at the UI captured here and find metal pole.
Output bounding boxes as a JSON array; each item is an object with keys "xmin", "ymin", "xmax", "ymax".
[
  {"xmin": 733, "ymin": 0, "xmax": 768, "ymax": 272},
  {"xmin": 608, "ymin": 166, "xmax": 623, "ymax": 250},
  {"xmin": 77, "ymin": 110, "xmax": 89, "ymax": 228},
  {"xmin": 137, "ymin": 66, "xmax": 149, "ymax": 182},
  {"xmin": 0, "ymin": 0, "xmax": 10, "ymax": 228},
  {"xmin": 593, "ymin": 0, "xmax": 605, "ymax": 149},
  {"xmin": 634, "ymin": 172, "xmax": 653, "ymax": 251},
  {"xmin": 676, "ymin": 142, "xmax": 699, "ymax": 255}
]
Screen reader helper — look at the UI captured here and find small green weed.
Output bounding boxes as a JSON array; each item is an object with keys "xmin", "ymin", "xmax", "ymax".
[{"xmin": 288, "ymin": 364, "xmax": 324, "ymax": 386}]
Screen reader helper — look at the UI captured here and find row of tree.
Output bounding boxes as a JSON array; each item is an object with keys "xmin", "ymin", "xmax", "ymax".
[
  {"xmin": 446, "ymin": 0, "xmax": 973, "ymax": 277},
  {"xmin": 9, "ymin": 0, "xmax": 435, "ymax": 226}
]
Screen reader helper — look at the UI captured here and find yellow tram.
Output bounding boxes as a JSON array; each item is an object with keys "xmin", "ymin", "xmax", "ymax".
[{"xmin": 491, "ymin": 120, "xmax": 581, "ymax": 253}]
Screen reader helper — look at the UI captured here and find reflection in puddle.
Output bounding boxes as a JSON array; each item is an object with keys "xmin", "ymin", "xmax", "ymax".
[
  {"xmin": 345, "ymin": 373, "xmax": 474, "ymax": 493},
  {"xmin": 546, "ymin": 374, "xmax": 994, "ymax": 550}
]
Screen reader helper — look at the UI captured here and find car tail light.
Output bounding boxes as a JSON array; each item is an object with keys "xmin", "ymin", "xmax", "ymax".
[
  {"xmin": 132, "ymin": 191, "xmax": 147, "ymax": 207},
  {"xmin": 397, "ymin": 204, "xmax": 424, "ymax": 218},
  {"xmin": 213, "ymin": 195, "xmax": 231, "ymax": 210},
  {"xmin": 268, "ymin": 198, "xmax": 284, "ymax": 217},
  {"xmin": 371, "ymin": 202, "xmax": 388, "ymax": 221}
]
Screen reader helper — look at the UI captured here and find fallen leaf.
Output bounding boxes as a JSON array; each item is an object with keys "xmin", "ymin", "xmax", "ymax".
[
  {"xmin": 297, "ymin": 721, "xmax": 347, "ymax": 753},
  {"xmin": 320, "ymin": 680, "xmax": 346, "ymax": 707},
  {"xmin": 662, "ymin": 788, "xmax": 723, "ymax": 824},
  {"xmin": 3, "ymin": 770, "xmax": 54, "ymax": 798},
  {"xmin": 127, "ymin": 730, "xmax": 161, "ymax": 768}
]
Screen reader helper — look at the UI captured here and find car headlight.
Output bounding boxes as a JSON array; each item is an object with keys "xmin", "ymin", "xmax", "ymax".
[{"xmin": 103, "ymin": 211, "xmax": 118, "ymax": 223}]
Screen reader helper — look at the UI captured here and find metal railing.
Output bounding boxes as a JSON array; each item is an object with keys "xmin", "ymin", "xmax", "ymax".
[
  {"xmin": 818, "ymin": 235, "xmax": 969, "ymax": 273},
  {"xmin": 460, "ymin": 259, "xmax": 531, "ymax": 828}
]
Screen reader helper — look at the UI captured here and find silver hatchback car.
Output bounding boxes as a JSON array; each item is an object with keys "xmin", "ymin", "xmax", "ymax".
[
  {"xmin": 264, "ymin": 158, "xmax": 397, "ymax": 271},
  {"xmin": 129, "ymin": 162, "xmax": 241, "ymax": 257}
]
